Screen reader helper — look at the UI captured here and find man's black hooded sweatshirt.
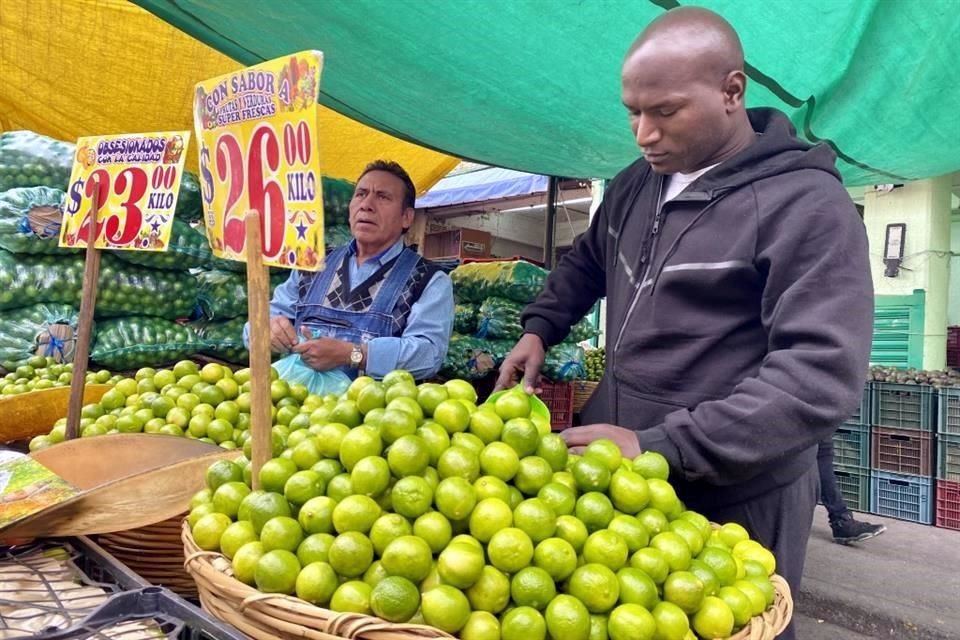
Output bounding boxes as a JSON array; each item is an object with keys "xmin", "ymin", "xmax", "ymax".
[{"xmin": 522, "ymin": 108, "xmax": 873, "ymax": 509}]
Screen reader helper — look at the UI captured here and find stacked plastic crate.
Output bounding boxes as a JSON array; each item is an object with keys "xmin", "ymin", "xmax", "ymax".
[
  {"xmin": 947, "ymin": 326, "xmax": 960, "ymax": 369},
  {"xmin": 936, "ymin": 389, "xmax": 960, "ymax": 530},
  {"xmin": 832, "ymin": 382, "xmax": 873, "ymax": 513},
  {"xmin": 869, "ymin": 382, "xmax": 936, "ymax": 524}
]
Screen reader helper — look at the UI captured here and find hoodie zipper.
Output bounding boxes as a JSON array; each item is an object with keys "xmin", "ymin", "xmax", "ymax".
[
  {"xmin": 612, "ymin": 188, "xmax": 715, "ymax": 353},
  {"xmin": 613, "ymin": 180, "xmax": 664, "ymax": 354}
]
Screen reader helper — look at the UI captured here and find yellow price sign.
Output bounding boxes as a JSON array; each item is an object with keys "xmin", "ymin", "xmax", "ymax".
[
  {"xmin": 60, "ymin": 131, "xmax": 190, "ymax": 250},
  {"xmin": 194, "ymin": 50, "xmax": 325, "ymax": 271}
]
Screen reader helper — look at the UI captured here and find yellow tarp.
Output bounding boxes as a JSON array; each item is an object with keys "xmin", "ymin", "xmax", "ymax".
[{"xmin": 0, "ymin": 0, "xmax": 457, "ymax": 193}]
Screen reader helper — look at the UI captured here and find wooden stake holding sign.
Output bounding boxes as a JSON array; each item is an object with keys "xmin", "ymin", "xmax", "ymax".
[
  {"xmin": 64, "ymin": 174, "xmax": 103, "ymax": 441},
  {"xmin": 194, "ymin": 51, "xmax": 327, "ymax": 485},
  {"xmin": 244, "ymin": 211, "xmax": 274, "ymax": 490}
]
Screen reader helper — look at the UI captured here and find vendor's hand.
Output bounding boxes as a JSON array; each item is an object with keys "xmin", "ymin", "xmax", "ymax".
[
  {"xmin": 292, "ymin": 330, "xmax": 352, "ymax": 371},
  {"xmin": 270, "ymin": 316, "xmax": 298, "ymax": 354},
  {"xmin": 561, "ymin": 423, "xmax": 642, "ymax": 459},
  {"xmin": 495, "ymin": 333, "xmax": 546, "ymax": 394}
]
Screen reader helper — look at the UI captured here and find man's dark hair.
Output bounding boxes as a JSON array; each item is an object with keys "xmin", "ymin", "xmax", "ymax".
[{"xmin": 358, "ymin": 160, "xmax": 416, "ymax": 210}]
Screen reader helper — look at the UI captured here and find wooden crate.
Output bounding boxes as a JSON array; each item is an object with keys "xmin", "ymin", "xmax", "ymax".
[{"xmin": 423, "ymin": 228, "xmax": 492, "ymax": 260}]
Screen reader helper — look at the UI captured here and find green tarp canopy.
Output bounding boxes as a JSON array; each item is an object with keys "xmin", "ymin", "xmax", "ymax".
[{"xmin": 136, "ymin": 0, "xmax": 960, "ymax": 186}]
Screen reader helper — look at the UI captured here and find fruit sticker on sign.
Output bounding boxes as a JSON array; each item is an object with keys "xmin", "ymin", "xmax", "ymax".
[
  {"xmin": 194, "ymin": 51, "xmax": 325, "ymax": 271},
  {"xmin": 60, "ymin": 131, "xmax": 190, "ymax": 251}
]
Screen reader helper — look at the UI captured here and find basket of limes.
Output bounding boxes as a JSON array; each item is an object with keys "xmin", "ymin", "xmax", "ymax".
[{"xmin": 181, "ymin": 371, "xmax": 793, "ymax": 640}]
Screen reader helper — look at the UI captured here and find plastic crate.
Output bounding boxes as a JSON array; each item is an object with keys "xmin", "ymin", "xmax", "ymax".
[
  {"xmin": 949, "ymin": 348, "xmax": 960, "ymax": 370},
  {"xmin": 539, "ymin": 380, "xmax": 574, "ymax": 431},
  {"xmin": 935, "ymin": 479, "xmax": 960, "ymax": 531},
  {"xmin": 871, "ymin": 383, "xmax": 935, "ymax": 432},
  {"xmin": 871, "ymin": 470, "xmax": 933, "ymax": 524},
  {"xmin": 843, "ymin": 383, "xmax": 872, "ymax": 427},
  {"xmin": 833, "ymin": 423, "xmax": 871, "ymax": 468},
  {"xmin": 1, "ymin": 538, "xmax": 245, "ymax": 640},
  {"xmin": 870, "ymin": 426, "xmax": 933, "ymax": 476},
  {"xmin": 832, "ymin": 464, "xmax": 872, "ymax": 512},
  {"xmin": 29, "ymin": 587, "xmax": 247, "ymax": 640},
  {"xmin": 938, "ymin": 433, "xmax": 960, "ymax": 481},
  {"xmin": 936, "ymin": 387, "xmax": 960, "ymax": 435}
]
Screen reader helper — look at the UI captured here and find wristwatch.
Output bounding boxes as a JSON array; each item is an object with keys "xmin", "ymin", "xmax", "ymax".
[{"xmin": 350, "ymin": 343, "xmax": 364, "ymax": 372}]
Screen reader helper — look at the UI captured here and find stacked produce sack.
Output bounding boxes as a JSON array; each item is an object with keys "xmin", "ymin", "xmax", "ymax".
[
  {"xmin": 180, "ymin": 371, "xmax": 784, "ymax": 640},
  {"xmin": 444, "ymin": 261, "xmax": 593, "ymax": 381},
  {"xmin": 584, "ymin": 348, "xmax": 605, "ymax": 382},
  {"xmin": 322, "ymin": 178, "xmax": 353, "ymax": 250},
  {"xmin": 0, "ymin": 131, "xmax": 361, "ymax": 371},
  {"xmin": 0, "ymin": 132, "xmax": 207, "ymax": 369}
]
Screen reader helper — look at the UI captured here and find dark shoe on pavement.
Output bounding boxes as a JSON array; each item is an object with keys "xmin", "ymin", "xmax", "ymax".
[{"xmin": 831, "ymin": 513, "xmax": 886, "ymax": 545}]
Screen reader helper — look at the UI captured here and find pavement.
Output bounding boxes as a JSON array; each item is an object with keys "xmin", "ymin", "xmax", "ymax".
[{"xmin": 797, "ymin": 506, "xmax": 960, "ymax": 639}]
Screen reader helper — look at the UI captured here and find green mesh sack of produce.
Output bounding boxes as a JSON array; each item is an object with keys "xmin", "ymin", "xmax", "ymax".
[
  {"xmin": 450, "ymin": 260, "xmax": 548, "ymax": 304},
  {"xmin": 323, "ymin": 177, "xmax": 353, "ymax": 227},
  {"xmin": 454, "ymin": 303, "xmax": 477, "ymax": 335},
  {"xmin": 476, "ymin": 296, "xmax": 523, "ymax": 340},
  {"xmin": 110, "ymin": 218, "xmax": 212, "ymax": 271},
  {"xmin": 324, "ymin": 224, "xmax": 353, "ymax": 249},
  {"xmin": 95, "ymin": 255, "xmax": 198, "ymax": 319},
  {"xmin": 584, "ymin": 347, "xmax": 605, "ymax": 381},
  {"xmin": 0, "ymin": 251, "xmax": 196, "ymax": 318},
  {"xmin": 195, "ymin": 269, "xmax": 289, "ymax": 321},
  {"xmin": 91, "ymin": 317, "xmax": 206, "ymax": 369},
  {"xmin": 477, "ymin": 296, "xmax": 597, "ymax": 342},
  {"xmin": 542, "ymin": 343, "xmax": 587, "ymax": 381},
  {"xmin": 175, "ymin": 171, "xmax": 203, "ymax": 222},
  {"xmin": 568, "ymin": 314, "xmax": 600, "ymax": 342},
  {"xmin": 441, "ymin": 333, "xmax": 513, "ymax": 380},
  {"xmin": 0, "ymin": 131, "xmax": 74, "ymax": 191},
  {"xmin": 0, "ymin": 304, "xmax": 78, "ymax": 364},
  {"xmin": 0, "ymin": 186, "xmax": 71, "ymax": 255},
  {"xmin": 195, "ymin": 317, "xmax": 249, "ymax": 365},
  {"xmin": 0, "ymin": 250, "xmax": 82, "ymax": 310}
]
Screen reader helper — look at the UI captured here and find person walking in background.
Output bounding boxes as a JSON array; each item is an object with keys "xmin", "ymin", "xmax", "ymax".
[{"xmin": 818, "ymin": 438, "xmax": 886, "ymax": 544}]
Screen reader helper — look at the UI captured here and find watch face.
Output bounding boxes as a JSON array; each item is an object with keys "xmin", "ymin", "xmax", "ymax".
[{"xmin": 351, "ymin": 348, "xmax": 363, "ymax": 365}]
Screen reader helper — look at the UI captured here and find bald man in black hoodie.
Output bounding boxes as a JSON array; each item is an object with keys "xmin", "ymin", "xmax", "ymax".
[{"xmin": 497, "ymin": 9, "xmax": 873, "ymax": 637}]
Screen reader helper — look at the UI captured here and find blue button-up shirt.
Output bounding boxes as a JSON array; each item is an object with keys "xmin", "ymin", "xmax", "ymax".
[{"xmin": 244, "ymin": 239, "xmax": 453, "ymax": 380}]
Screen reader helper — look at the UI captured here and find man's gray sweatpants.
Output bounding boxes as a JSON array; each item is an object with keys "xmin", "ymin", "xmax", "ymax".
[{"xmin": 694, "ymin": 463, "xmax": 820, "ymax": 640}]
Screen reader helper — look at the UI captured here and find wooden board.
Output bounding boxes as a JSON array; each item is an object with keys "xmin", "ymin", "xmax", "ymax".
[{"xmin": 0, "ymin": 434, "xmax": 240, "ymax": 540}]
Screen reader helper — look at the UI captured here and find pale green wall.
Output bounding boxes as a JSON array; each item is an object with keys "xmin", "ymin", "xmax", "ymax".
[{"xmin": 863, "ymin": 176, "xmax": 953, "ymax": 369}]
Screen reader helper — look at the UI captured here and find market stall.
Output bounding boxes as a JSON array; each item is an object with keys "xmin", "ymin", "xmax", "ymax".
[{"xmin": 3, "ymin": 2, "xmax": 960, "ymax": 639}]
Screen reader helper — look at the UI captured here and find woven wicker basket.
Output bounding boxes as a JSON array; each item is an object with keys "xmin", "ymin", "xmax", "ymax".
[
  {"xmin": 572, "ymin": 380, "xmax": 599, "ymax": 414},
  {"xmin": 183, "ymin": 521, "xmax": 793, "ymax": 640},
  {"xmin": 96, "ymin": 515, "xmax": 196, "ymax": 598}
]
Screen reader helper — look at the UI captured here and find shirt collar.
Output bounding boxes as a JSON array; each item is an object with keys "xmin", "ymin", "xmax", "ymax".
[{"xmin": 347, "ymin": 238, "xmax": 406, "ymax": 265}]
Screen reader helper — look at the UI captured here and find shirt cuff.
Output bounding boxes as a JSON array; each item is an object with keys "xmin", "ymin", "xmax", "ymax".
[
  {"xmin": 522, "ymin": 317, "xmax": 555, "ymax": 347},
  {"xmin": 365, "ymin": 337, "xmax": 400, "ymax": 379},
  {"xmin": 635, "ymin": 426, "xmax": 683, "ymax": 475}
]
